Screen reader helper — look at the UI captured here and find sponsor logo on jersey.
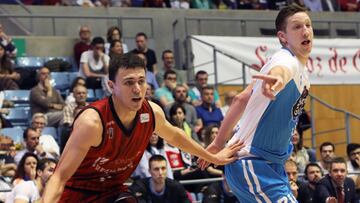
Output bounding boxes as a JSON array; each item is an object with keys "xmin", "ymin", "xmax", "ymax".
[
  {"xmin": 140, "ymin": 113, "xmax": 150, "ymax": 123},
  {"xmin": 292, "ymin": 86, "xmax": 308, "ymax": 118}
]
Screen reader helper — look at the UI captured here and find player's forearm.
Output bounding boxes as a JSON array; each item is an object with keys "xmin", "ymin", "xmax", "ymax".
[{"xmin": 42, "ymin": 174, "xmax": 65, "ymax": 203}]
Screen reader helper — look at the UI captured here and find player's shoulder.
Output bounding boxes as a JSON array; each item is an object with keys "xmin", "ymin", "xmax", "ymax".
[{"xmin": 272, "ymin": 49, "xmax": 297, "ymax": 62}]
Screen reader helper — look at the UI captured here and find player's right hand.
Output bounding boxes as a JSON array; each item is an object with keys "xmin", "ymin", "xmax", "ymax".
[
  {"xmin": 198, "ymin": 142, "xmax": 223, "ymax": 170},
  {"xmin": 211, "ymin": 140, "xmax": 244, "ymax": 167}
]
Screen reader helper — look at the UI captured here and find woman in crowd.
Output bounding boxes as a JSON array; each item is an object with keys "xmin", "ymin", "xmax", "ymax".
[
  {"xmin": 0, "ymin": 43, "xmax": 20, "ymax": 90},
  {"xmin": 11, "ymin": 152, "xmax": 38, "ymax": 186},
  {"xmin": 291, "ymin": 129, "xmax": 309, "ymax": 173},
  {"xmin": 105, "ymin": 26, "xmax": 128, "ymax": 54}
]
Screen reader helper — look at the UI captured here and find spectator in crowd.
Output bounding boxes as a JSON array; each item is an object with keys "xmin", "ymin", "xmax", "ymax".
[
  {"xmin": 285, "ymin": 160, "xmax": 300, "ymax": 198},
  {"xmin": 105, "ymin": 26, "xmax": 128, "ymax": 54},
  {"xmin": 220, "ymin": 90, "xmax": 237, "ymax": 116},
  {"xmin": 156, "ymin": 50, "xmax": 187, "ymax": 87},
  {"xmin": 191, "ymin": 0, "xmax": 213, "ymax": 9},
  {"xmin": 189, "ymin": 70, "xmax": 221, "ymax": 107},
  {"xmin": 195, "ymin": 86, "xmax": 223, "ymax": 128},
  {"xmin": 346, "ymin": 143, "xmax": 360, "ymax": 191},
  {"xmin": 108, "ymin": 39, "xmax": 124, "ymax": 59},
  {"xmin": 0, "ymin": 135, "xmax": 16, "ymax": 178},
  {"xmin": 202, "ymin": 124, "xmax": 223, "ymax": 178},
  {"xmin": 65, "ymin": 76, "xmax": 86, "ymax": 104},
  {"xmin": 317, "ymin": 142, "xmax": 335, "ymax": 174},
  {"xmin": 0, "ymin": 23, "xmax": 17, "ymax": 59},
  {"xmin": 321, "ymin": 0, "xmax": 340, "ymax": 11},
  {"xmin": 14, "ymin": 127, "xmax": 53, "ymax": 165},
  {"xmin": 339, "ymin": 0, "xmax": 359, "ymax": 11},
  {"xmin": 143, "ymin": 0, "xmax": 167, "ymax": 7},
  {"xmin": 297, "ymin": 163, "xmax": 323, "ymax": 203},
  {"xmin": 164, "ymin": 84, "xmax": 198, "ymax": 129},
  {"xmin": 314, "ymin": 157, "xmax": 359, "ymax": 203},
  {"xmin": 133, "ymin": 133, "xmax": 173, "ymax": 179},
  {"xmin": 129, "ymin": 154, "xmax": 190, "ymax": 203},
  {"xmin": 131, "ymin": 32, "xmax": 157, "ymax": 73},
  {"xmin": 12, "ymin": 152, "xmax": 38, "ymax": 186},
  {"xmin": 73, "ymin": 25, "xmax": 92, "ymax": 69},
  {"xmin": 202, "ymin": 173, "xmax": 239, "ymax": 203},
  {"xmin": 0, "ymin": 43, "xmax": 20, "ymax": 91},
  {"xmin": 154, "ymin": 70, "xmax": 177, "ymax": 107},
  {"xmin": 145, "ymin": 83, "xmax": 162, "ymax": 108},
  {"xmin": 137, "ymin": 52, "xmax": 159, "ymax": 90},
  {"xmin": 30, "ymin": 66, "xmax": 65, "ymax": 127},
  {"xmin": 79, "ymin": 36, "xmax": 110, "ymax": 89},
  {"xmin": 291, "ymin": 128, "xmax": 309, "ymax": 173},
  {"xmin": 6, "ymin": 158, "xmax": 57, "ymax": 203},
  {"xmin": 111, "ymin": 0, "xmax": 132, "ymax": 6},
  {"xmin": 31, "ymin": 113, "xmax": 60, "ymax": 159},
  {"xmin": 168, "ymin": 103, "xmax": 200, "ymax": 142},
  {"xmin": 61, "ymin": 84, "xmax": 88, "ymax": 153},
  {"xmin": 170, "ymin": 0, "xmax": 190, "ymax": 8}
]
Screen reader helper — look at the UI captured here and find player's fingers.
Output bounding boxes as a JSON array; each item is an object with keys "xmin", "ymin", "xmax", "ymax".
[
  {"xmin": 253, "ymin": 74, "xmax": 275, "ymax": 82},
  {"xmin": 270, "ymin": 79, "xmax": 283, "ymax": 92}
]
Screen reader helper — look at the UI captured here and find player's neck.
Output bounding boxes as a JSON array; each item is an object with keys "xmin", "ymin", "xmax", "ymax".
[{"xmin": 112, "ymin": 97, "xmax": 137, "ymax": 126}]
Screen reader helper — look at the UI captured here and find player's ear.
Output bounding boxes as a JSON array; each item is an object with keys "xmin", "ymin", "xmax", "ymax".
[
  {"xmin": 277, "ymin": 31, "xmax": 287, "ymax": 45},
  {"xmin": 108, "ymin": 79, "xmax": 115, "ymax": 91}
]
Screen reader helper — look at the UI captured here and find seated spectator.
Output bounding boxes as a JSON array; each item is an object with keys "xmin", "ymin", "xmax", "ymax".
[
  {"xmin": 339, "ymin": 0, "xmax": 359, "ymax": 11},
  {"xmin": 195, "ymin": 86, "xmax": 223, "ymax": 128},
  {"xmin": 6, "ymin": 158, "xmax": 57, "ymax": 203},
  {"xmin": 14, "ymin": 127, "xmax": 54, "ymax": 165},
  {"xmin": 169, "ymin": 103, "xmax": 200, "ymax": 142},
  {"xmin": 79, "ymin": 36, "xmax": 110, "ymax": 89},
  {"xmin": 170, "ymin": 0, "xmax": 190, "ymax": 8},
  {"xmin": 73, "ymin": 25, "xmax": 92, "ymax": 69},
  {"xmin": 0, "ymin": 43, "xmax": 20, "ymax": 91},
  {"xmin": 133, "ymin": 133, "xmax": 173, "ymax": 179},
  {"xmin": 317, "ymin": 142, "xmax": 336, "ymax": 174},
  {"xmin": 189, "ymin": 70, "xmax": 221, "ymax": 108},
  {"xmin": 156, "ymin": 50, "xmax": 187, "ymax": 88},
  {"xmin": 131, "ymin": 32, "xmax": 157, "ymax": 73},
  {"xmin": 144, "ymin": 0, "xmax": 167, "ymax": 7},
  {"xmin": 291, "ymin": 129, "xmax": 309, "ymax": 173},
  {"xmin": 314, "ymin": 157, "xmax": 359, "ymax": 203},
  {"xmin": 191, "ymin": 0, "xmax": 213, "ymax": 9},
  {"xmin": 108, "ymin": 39, "xmax": 124, "ymax": 59},
  {"xmin": 30, "ymin": 66, "xmax": 65, "ymax": 128},
  {"xmin": 164, "ymin": 84, "xmax": 198, "ymax": 129},
  {"xmin": 221, "ymin": 90, "xmax": 236, "ymax": 116},
  {"xmin": 31, "ymin": 113, "xmax": 60, "ymax": 159},
  {"xmin": 0, "ymin": 135, "xmax": 16, "ymax": 178},
  {"xmin": 12, "ymin": 152, "xmax": 38, "ymax": 186},
  {"xmin": 65, "ymin": 77, "xmax": 87, "ymax": 104},
  {"xmin": 137, "ymin": 52, "xmax": 159, "ymax": 90},
  {"xmin": 346, "ymin": 143, "xmax": 360, "ymax": 192},
  {"xmin": 285, "ymin": 160, "xmax": 300, "ymax": 198},
  {"xmin": 105, "ymin": 26, "xmax": 128, "ymax": 54},
  {"xmin": 129, "ymin": 155, "xmax": 190, "ymax": 203},
  {"xmin": 111, "ymin": 0, "xmax": 131, "ymax": 7},
  {"xmin": 202, "ymin": 124, "xmax": 222, "ymax": 178},
  {"xmin": 154, "ymin": 70, "xmax": 177, "ymax": 107},
  {"xmin": 0, "ymin": 23, "xmax": 17, "ymax": 59},
  {"xmin": 297, "ymin": 163, "xmax": 323, "ymax": 203},
  {"xmin": 145, "ymin": 83, "xmax": 162, "ymax": 108},
  {"xmin": 202, "ymin": 173, "xmax": 239, "ymax": 203}
]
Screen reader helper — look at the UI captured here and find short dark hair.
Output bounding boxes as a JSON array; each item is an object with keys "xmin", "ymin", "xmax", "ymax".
[
  {"xmin": 162, "ymin": 49, "xmax": 173, "ymax": 59},
  {"xmin": 319, "ymin": 142, "xmax": 335, "ymax": 153},
  {"xmin": 23, "ymin": 127, "xmax": 38, "ymax": 140},
  {"xmin": 195, "ymin": 70, "xmax": 208, "ymax": 80},
  {"xmin": 91, "ymin": 36, "xmax": 105, "ymax": 46},
  {"xmin": 136, "ymin": 32, "xmax": 148, "ymax": 40},
  {"xmin": 169, "ymin": 103, "xmax": 186, "ymax": 122},
  {"xmin": 148, "ymin": 154, "xmax": 166, "ymax": 169},
  {"xmin": 201, "ymin": 85, "xmax": 214, "ymax": 95},
  {"xmin": 37, "ymin": 158, "xmax": 57, "ymax": 171},
  {"xmin": 163, "ymin": 70, "xmax": 177, "ymax": 80},
  {"xmin": 108, "ymin": 53, "xmax": 146, "ymax": 82},
  {"xmin": 275, "ymin": 4, "xmax": 307, "ymax": 32},
  {"xmin": 329, "ymin": 157, "xmax": 346, "ymax": 171},
  {"xmin": 304, "ymin": 162, "xmax": 322, "ymax": 177}
]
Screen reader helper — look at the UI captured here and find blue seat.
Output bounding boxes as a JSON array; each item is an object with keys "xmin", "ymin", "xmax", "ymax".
[
  {"xmin": 68, "ymin": 72, "xmax": 79, "ymax": 84},
  {"xmin": 3, "ymin": 108, "xmax": 30, "ymax": 127},
  {"xmin": 95, "ymin": 89, "xmax": 105, "ymax": 100},
  {"xmin": 86, "ymin": 89, "xmax": 96, "ymax": 102},
  {"xmin": 3, "ymin": 90, "xmax": 30, "ymax": 107},
  {"xmin": 16, "ymin": 57, "xmax": 44, "ymax": 69},
  {"xmin": 51, "ymin": 72, "xmax": 70, "ymax": 91},
  {"xmin": 41, "ymin": 127, "xmax": 58, "ymax": 140},
  {"xmin": 0, "ymin": 127, "xmax": 24, "ymax": 144}
]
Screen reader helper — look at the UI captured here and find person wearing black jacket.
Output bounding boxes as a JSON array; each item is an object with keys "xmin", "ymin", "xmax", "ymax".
[
  {"xmin": 314, "ymin": 157, "xmax": 359, "ymax": 203},
  {"xmin": 129, "ymin": 155, "xmax": 190, "ymax": 203}
]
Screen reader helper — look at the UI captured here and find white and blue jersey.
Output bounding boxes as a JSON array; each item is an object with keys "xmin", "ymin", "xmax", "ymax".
[{"xmin": 225, "ymin": 48, "xmax": 310, "ymax": 202}]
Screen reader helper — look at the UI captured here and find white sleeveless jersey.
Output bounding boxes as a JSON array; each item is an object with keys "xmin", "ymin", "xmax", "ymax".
[{"xmin": 228, "ymin": 48, "xmax": 310, "ymax": 164}]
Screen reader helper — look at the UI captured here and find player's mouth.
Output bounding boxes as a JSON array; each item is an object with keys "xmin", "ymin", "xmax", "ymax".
[
  {"xmin": 132, "ymin": 97, "xmax": 142, "ymax": 102},
  {"xmin": 301, "ymin": 40, "xmax": 311, "ymax": 46}
]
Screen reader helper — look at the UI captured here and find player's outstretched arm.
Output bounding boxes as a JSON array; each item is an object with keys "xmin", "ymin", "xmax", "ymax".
[
  {"xmin": 42, "ymin": 109, "xmax": 103, "ymax": 203},
  {"xmin": 150, "ymin": 101, "xmax": 244, "ymax": 166},
  {"xmin": 253, "ymin": 65, "xmax": 292, "ymax": 100}
]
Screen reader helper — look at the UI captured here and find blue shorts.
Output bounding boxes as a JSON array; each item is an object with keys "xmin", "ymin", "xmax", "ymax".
[{"xmin": 225, "ymin": 158, "xmax": 297, "ymax": 203}]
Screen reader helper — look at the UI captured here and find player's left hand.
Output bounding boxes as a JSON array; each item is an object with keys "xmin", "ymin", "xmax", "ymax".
[
  {"xmin": 212, "ymin": 140, "xmax": 244, "ymax": 166},
  {"xmin": 253, "ymin": 74, "xmax": 284, "ymax": 100},
  {"xmin": 198, "ymin": 142, "xmax": 223, "ymax": 170}
]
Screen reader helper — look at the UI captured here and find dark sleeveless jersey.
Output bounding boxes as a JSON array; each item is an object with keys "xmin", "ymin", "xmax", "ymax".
[{"xmin": 65, "ymin": 97, "xmax": 155, "ymax": 192}]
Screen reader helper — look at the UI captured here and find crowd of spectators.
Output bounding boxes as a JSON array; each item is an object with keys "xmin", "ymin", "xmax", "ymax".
[
  {"xmin": 1, "ymin": 0, "xmax": 359, "ymax": 12},
  {"xmin": 0, "ymin": 20, "xmax": 359, "ymax": 202}
]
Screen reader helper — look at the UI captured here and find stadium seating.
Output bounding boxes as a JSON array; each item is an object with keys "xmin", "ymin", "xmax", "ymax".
[
  {"xmin": 42, "ymin": 127, "xmax": 58, "ymax": 140},
  {"xmin": 3, "ymin": 108, "xmax": 30, "ymax": 127},
  {"xmin": 3, "ymin": 90, "xmax": 30, "ymax": 107},
  {"xmin": 51, "ymin": 72, "xmax": 71, "ymax": 91},
  {"xmin": 15, "ymin": 57, "xmax": 44, "ymax": 69},
  {"xmin": 0, "ymin": 127, "xmax": 24, "ymax": 144}
]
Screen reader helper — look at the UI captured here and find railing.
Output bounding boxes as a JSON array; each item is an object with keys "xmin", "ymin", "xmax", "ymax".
[{"xmin": 0, "ymin": 14, "xmax": 154, "ymax": 37}]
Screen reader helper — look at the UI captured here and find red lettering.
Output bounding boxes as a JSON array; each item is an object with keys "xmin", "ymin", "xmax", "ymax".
[
  {"xmin": 251, "ymin": 46, "xmax": 268, "ymax": 71},
  {"xmin": 306, "ymin": 57, "xmax": 314, "ymax": 73},
  {"xmin": 315, "ymin": 57, "xmax": 323, "ymax": 77},
  {"xmin": 339, "ymin": 57, "xmax": 347, "ymax": 73},
  {"xmin": 328, "ymin": 48, "xmax": 338, "ymax": 73},
  {"xmin": 353, "ymin": 49, "xmax": 360, "ymax": 72}
]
